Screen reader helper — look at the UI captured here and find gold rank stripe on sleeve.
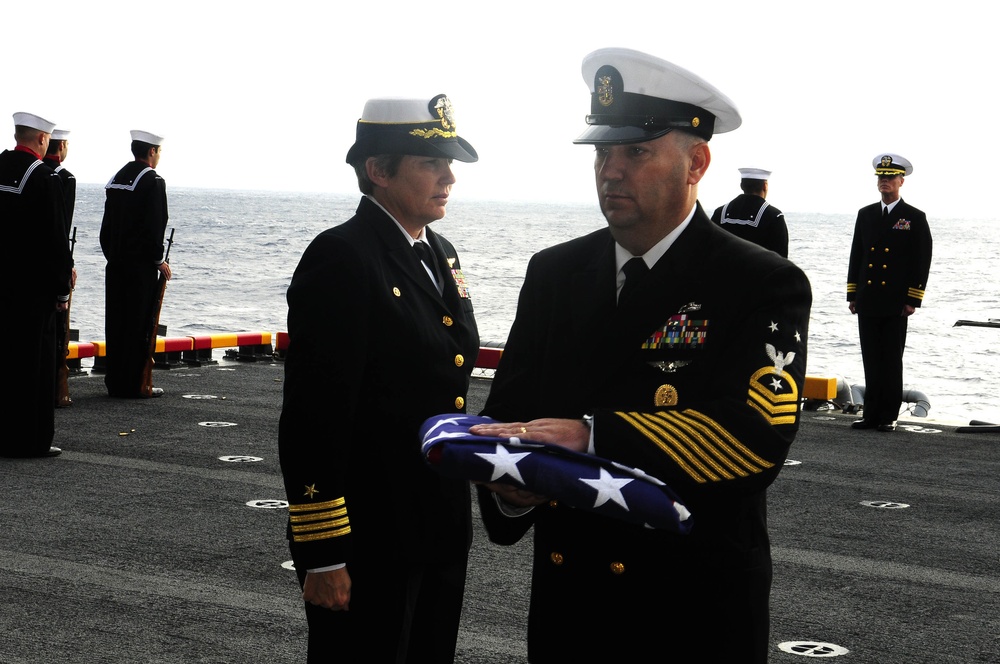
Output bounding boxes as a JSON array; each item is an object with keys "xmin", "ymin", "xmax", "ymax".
[
  {"xmin": 846, "ymin": 283, "xmax": 857, "ymax": 294},
  {"xmin": 747, "ymin": 367, "xmax": 800, "ymax": 426},
  {"xmin": 907, "ymin": 287, "xmax": 925, "ymax": 300},
  {"xmin": 614, "ymin": 410, "xmax": 775, "ymax": 484},
  {"xmin": 288, "ymin": 497, "xmax": 351, "ymax": 543}
]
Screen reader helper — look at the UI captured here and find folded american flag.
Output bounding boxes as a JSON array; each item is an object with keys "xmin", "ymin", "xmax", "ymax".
[{"xmin": 419, "ymin": 414, "xmax": 693, "ymax": 533}]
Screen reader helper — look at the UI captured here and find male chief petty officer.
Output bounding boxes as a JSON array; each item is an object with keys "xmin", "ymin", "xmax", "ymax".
[
  {"xmin": 469, "ymin": 48, "xmax": 813, "ymax": 663},
  {"xmin": 100, "ymin": 130, "xmax": 172, "ymax": 399},
  {"xmin": 0, "ymin": 112, "xmax": 72, "ymax": 458},
  {"xmin": 278, "ymin": 95, "xmax": 479, "ymax": 662},
  {"xmin": 847, "ymin": 153, "xmax": 932, "ymax": 432}
]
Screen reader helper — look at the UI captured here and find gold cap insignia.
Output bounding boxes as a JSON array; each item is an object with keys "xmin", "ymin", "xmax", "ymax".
[
  {"xmin": 654, "ymin": 384, "xmax": 678, "ymax": 407},
  {"xmin": 597, "ymin": 75, "xmax": 615, "ymax": 107}
]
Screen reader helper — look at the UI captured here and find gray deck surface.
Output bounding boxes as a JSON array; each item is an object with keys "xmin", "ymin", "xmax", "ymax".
[{"xmin": 2, "ymin": 359, "xmax": 997, "ymax": 663}]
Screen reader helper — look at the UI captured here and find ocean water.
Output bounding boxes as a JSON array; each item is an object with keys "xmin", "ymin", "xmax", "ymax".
[{"xmin": 65, "ymin": 184, "xmax": 1000, "ymax": 424}]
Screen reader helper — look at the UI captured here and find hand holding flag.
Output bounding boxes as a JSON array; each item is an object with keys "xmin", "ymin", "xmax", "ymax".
[{"xmin": 420, "ymin": 414, "xmax": 693, "ymax": 533}]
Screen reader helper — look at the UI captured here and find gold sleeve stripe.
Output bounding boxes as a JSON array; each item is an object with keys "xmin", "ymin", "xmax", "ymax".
[
  {"xmin": 748, "ymin": 403, "xmax": 797, "ymax": 425},
  {"xmin": 614, "ymin": 409, "xmax": 775, "ymax": 484},
  {"xmin": 292, "ymin": 525, "xmax": 352, "ymax": 543},
  {"xmin": 678, "ymin": 410, "xmax": 775, "ymax": 471},
  {"xmin": 647, "ymin": 411, "xmax": 740, "ymax": 480},
  {"xmin": 847, "ymin": 283, "xmax": 857, "ymax": 293},
  {"xmin": 748, "ymin": 400, "xmax": 798, "ymax": 425},
  {"xmin": 288, "ymin": 497, "xmax": 345, "ymax": 513},
  {"xmin": 291, "ymin": 516, "xmax": 350, "ymax": 533},
  {"xmin": 289, "ymin": 507, "xmax": 347, "ymax": 524},
  {"xmin": 656, "ymin": 411, "xmax": 759, "ymax": 478},
  {"xmin": 615, "ymin": 411, "xmax": 712, "ymax": 483},
  {"xmin": 908, "ymin": 287, "xmax": 925, "ymax": 299}
]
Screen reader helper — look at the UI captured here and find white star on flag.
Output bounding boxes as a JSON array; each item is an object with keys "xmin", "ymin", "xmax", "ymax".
[
  {"xmin": 475, "ymin": 445, "xmax": 531, "ymax": 484},
  {"xmin": 579, "ymin": 468, "xmax": 634, "ymax": 510}
]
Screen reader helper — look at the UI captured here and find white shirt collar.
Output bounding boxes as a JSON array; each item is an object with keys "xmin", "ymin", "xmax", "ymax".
[
  {"xmin": 614, "ymin": 204, "xmax": 696, "ymax": 275},
  {"xmin": 366, "ymin": 194, "xmax": 428, "ymax": 245}
]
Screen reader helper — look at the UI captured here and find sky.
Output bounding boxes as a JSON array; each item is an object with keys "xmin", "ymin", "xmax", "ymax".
[{"xmin": 5, "ymin": 0, "xmax": 994, "ymax": 219}]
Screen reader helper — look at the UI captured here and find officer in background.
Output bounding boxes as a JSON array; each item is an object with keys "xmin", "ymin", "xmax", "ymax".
[
  {"xmin": 44, "ymin": 128, "xmax": 77, "ymax": 407},
  {"xmin": 0, "ymin": 111, "xmax": 72, "ymax": 458},
  {"xmin": 847, "ymin": 153, "xmax": 932, "ymax": 431},
  {"xmin": 469, "ymin": 49, "xmax": 812, "ymax": 663},
  {"xmin": 100, "ymin": 130, "xmax": 171, "ymax": 398},
  {"xmin": 711, "ymin": 167, "xmax": 788, "ymax": 257}
]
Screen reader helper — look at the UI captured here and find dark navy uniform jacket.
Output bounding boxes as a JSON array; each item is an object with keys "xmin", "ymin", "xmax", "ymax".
[
  {"xmin": 712, "ymin": 193, "xmax": 788, "ymax": 257},
  {"xmin": 279, "ymin": 196, "xmax": 479, "ymax": 571},
  {"xmin": 44, "ymin": 157, "xmax": 76, "ymax": 239},
  {"xmin": 1, "ymin": 149, "xmax": 71, "ymax": 303},
  {"xmin": 100, "ymin": 161, "xmax": 169, "ymax": 265},
  {"xmin": 847, "ymin": 199, "xmax": 932, "ymax": 315},
  {"xmin": 478, "ymin": 204, "xmax": 812, "ymax": 663}
]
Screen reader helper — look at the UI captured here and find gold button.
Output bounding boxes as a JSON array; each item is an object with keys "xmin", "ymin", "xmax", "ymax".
[
  {"xmin": 882, "ymin": 264, "xmax": 888, "ymax": 269},
  {"xmin": 442, "ymin": 316, "xmax": 453, "ymax": 327},
  {"xmin": 454, "ymin": 354, "xmax": 464, "ymax": 367},
  {"xmin": 550, "ymin": 552, "xmax": 564, "ymax": 566},
  {"xmin": 548, "ymin": 500, "xmax": 559, "ymax": 508},
  {"xmin": 392, "ymin": 287, "xmax": 401, "ymax": 297},
  {"xmin": 454, "ymin": 396, "xmax": 465, "ymax": 409},
  {"xmin": 868, "ymin": 263, "xmax": 873, "ymax": 268},
  {"xmin": 884, "ymin": 248, "xmax": 890, "ymax": 253},
  {"xmin": 881, "ymin": 281, "xmax": 886, "ymax": 286},
  {"xmin": 867, "ymin": 280, "xmax": 872, "ymax": 285},
  {"xmin": 610, "ymin": 561, "xmax": 625, "ymax": 575}
]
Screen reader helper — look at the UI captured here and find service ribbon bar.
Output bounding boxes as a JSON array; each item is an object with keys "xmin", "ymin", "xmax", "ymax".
[{"xmin": 642, "ymin": 314, "xmax": 709, "ymax": 350}]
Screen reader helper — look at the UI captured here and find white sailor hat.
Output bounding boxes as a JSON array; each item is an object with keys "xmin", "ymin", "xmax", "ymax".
[
  {"xmin": 873, "ymin": 153, "xmax": 912, "ymax": 176},
  {"xmin": 738, "ymin": 167, "xmax": 771, "ymax": 180},
  {"xmin": 12, "ymin": 112, "xmax": 57, "ymax": 134},
  {"xmin": 346, "ymin": 94, "xmax": 478, "ymax": 164},
  {"xmin": 51, "ymin": 129, "xmax": 71, "ymax": 141},
  {"xmin": 574, "ymin": 48, "xmax": 741, "ymax": 145},
  {"xmin": 130, "ymin": 130, "xmax": 165, "ymax": 146}
]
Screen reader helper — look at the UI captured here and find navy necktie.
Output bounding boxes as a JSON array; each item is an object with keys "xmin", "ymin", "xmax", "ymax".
[
  {"xmin": 619, "ymin": 257, "xmax": 648, "ymax": 306},
  {"xmin": 883, "ymin": 206, "xmax": 889, "ymax": 218},
  {"xmin": 414, "ymin": 242, "xmax": 441, "ymax": 289}
]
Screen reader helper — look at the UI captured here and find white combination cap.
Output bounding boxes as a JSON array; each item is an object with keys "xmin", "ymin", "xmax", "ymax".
[
  {"xmin": 738, "ymin": 168, "xmax": 771, "ymax": 180},
  {"xmin": 873, "ymin": 153, "xmax": 912, "ymax": 176},
  {"xmin": 130, "ymin": 129, "xmax": 165, "ymax": 146},
  {"xmin": 574, "ymin": 47, "xmax": 741, "ymax": 145},
  {"xmin": 13, "ymin": 112, "xmax": 57, "ymax": 133},
  {"xmin": 345, "ymin": 94, "xmax": 478, "ymax": 164}
]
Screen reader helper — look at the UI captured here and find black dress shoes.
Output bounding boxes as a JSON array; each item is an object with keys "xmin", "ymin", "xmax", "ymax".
[
  {"xmin": 876, "ymin": 423, "xmax": 897, "ymax": 432},
  {"xmin": 1, "ymin": 446, "xmax": 62, "ymax": 458},
  {"xmin": 851, "ymin": 419, "xmax": 877, "ymax": 430}
]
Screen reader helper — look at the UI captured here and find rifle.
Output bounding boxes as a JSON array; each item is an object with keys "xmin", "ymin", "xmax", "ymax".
[
  {"xmin": 56, "ymin": 226, "xmax": 76, "ymax": 407},
  {"xmin": 140, "ymin": 228, "xmax": 174, "ymax": 397}
]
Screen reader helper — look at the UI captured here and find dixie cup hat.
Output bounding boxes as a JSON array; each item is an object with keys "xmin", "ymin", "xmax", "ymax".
[
  {"xmin": 130, "ymin": 130, "xmax": 165, "ymax": 146},
  {"xmin": 12, "ymin": 112, "xmax": 57, "ymax": 134}
]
